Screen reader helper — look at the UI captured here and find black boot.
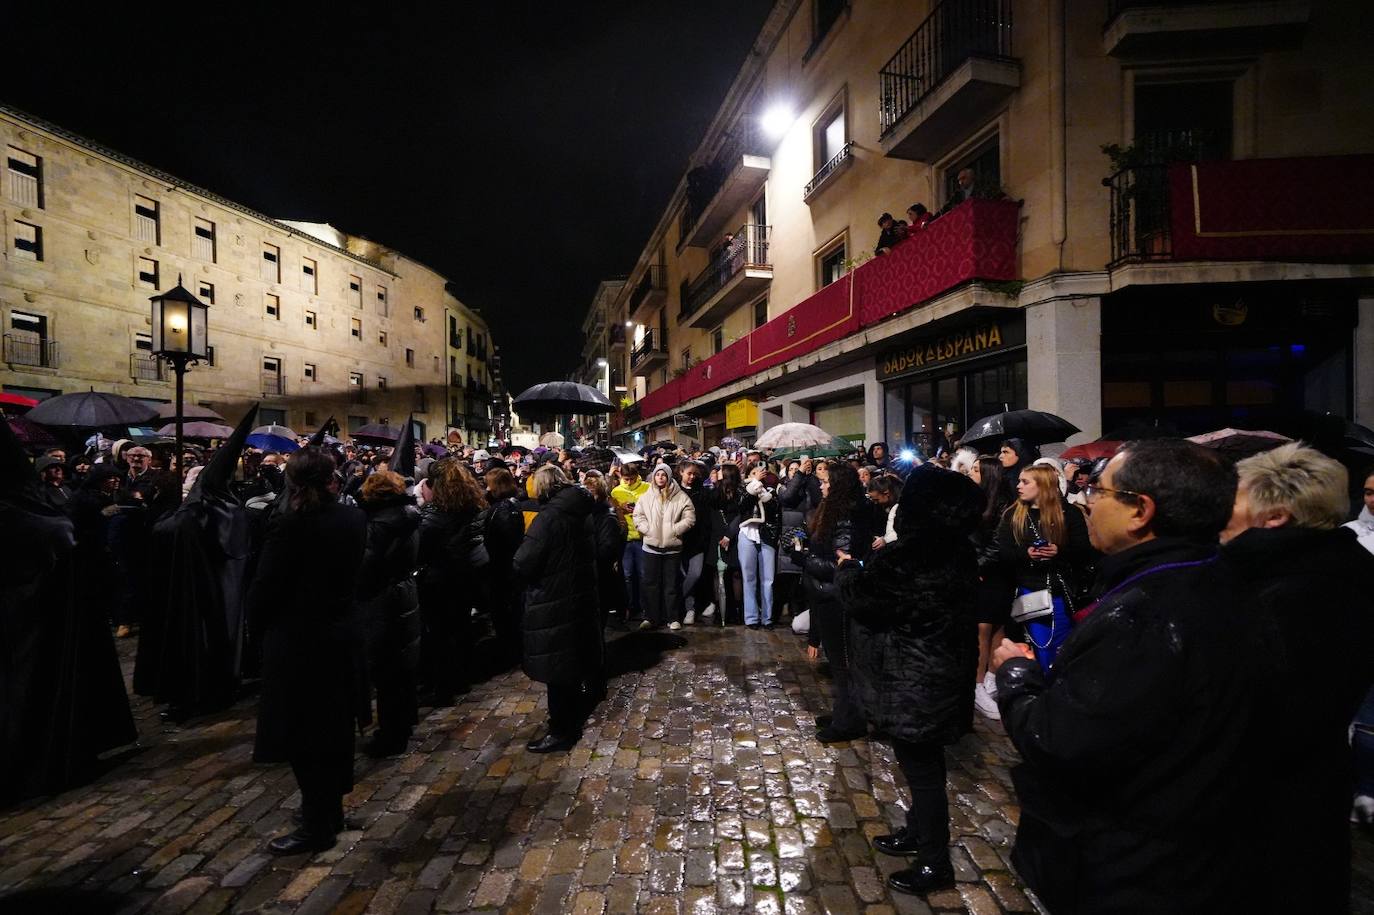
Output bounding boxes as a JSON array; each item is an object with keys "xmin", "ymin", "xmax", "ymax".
[
  {"xmin": 268, "ymin": 828, "xmax": 337, "ymax": 856},
  {"xmin": 888, "ymin": 860, "xmax": 955, "ymax": 895},
  {"xmin": 525, "ymin": 732, "xmax": 577, "ymax": 754},
  {"xmin": 872, "ymin": 829, "xmax": 922, "ymax": 857}
]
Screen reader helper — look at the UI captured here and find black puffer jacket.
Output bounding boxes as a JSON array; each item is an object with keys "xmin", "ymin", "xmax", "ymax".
[
  {"xmin": 836, "ymin": 463, "xmax": 982, "ymax": 745},
  {"xmin": 679, "ymin": 484, "xmax": 713, "ymax": 557},
  {"xmin": 416, "ymin": 503, "xmax": 488, "ymax": 595},
  {"xmin": 588, "ymin": 500, "xmax": 627, "ymax": 614},
  {"xmin": 358, "ymin": 494, "xmax": 420, "ymax": 601},
  {"xmin": 779, "ymin": 471, "xmax": 822, "ymax": 516},
  {"xmin": 512, "ymin": 485, "xmax": 601, "ymax": 684},
  {"xmin": 711, "ymin": 487, "xmax": 746, "ymax": 570},
  {"xmin": 801, "ymin": 497, "xmax": 879, "ymax": 650}
]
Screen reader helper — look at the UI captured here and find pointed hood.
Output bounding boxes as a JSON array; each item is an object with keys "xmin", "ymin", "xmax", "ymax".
[
  {"xmin": 308, "ymin": 416, "xmax": 334, "ymax": 448},
  {"xmin": 389, "ymin": 413, "xmax": 416, "ymax": 478},
  {"xmin": 189, "ymin": 403, "xmax": 259, "ymax": 503},
  {"xmin": 0, "ymin": 416, "xmax": 40, "ymax": 500}
]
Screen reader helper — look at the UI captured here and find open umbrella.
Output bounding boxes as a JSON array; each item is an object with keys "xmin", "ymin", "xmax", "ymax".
[
  {"xmin": 539, "ymin": 431, "xmax": 566, "ymax": 448},
  {"xmin": 27, "ymin": 390, "xmax": 159, "ymax": 428},
  {"xmin": 612, "ymin": 447, "xmax": 646, "ymax": 465},
  {"xmin": 514, "ymin": 381, "xmax": 614, "ymax": 415},
  {"xmin": 1187, "ymin": 428, "xmax": 1292, "ymax": 459},
  {"xmin": 250, "ymin": 423, "xmax": 297, "ymax": 440},
  {"xmin": 157, "ymin": 421, "xmax": 235, "ymax": 439},
  {"xmin": 960, "ymin": 410, "xmax": 1080, "ymax": 449},
  {"xmin": 719, "ymin": 436, "xmax": 745, "ymax": 450},
  {"xmin": 0, "ymin": 392, "xmax": 39, "ymax": 409},
  {"xmin": 153, "ymin": 402, "xmax": 226, "ymax": 423},
  {"xmin": 1058, "ymin": 440, "xmax": 1124, "ymax": 463},
  {"xmin": 753, "ymin": 422, "xmax": 851, "ymax": 452},
  {"xmin": 353, "ymin": 421, "xmax": 402, "ymax": 443},
  {"xmin": 245, "ymin": 432, "xmax": 299, "ymax": 453},
  {"xmin": 2, "ymin": 416, "xmax": 58, "ymax": 447}
]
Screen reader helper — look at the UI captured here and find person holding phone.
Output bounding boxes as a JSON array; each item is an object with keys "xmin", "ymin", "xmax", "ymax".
[{"xmin": 995, "ymin": 463, "xmax": 1093, "ymax": 671}]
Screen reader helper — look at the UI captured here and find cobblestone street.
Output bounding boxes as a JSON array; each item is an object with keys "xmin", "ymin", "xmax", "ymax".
[{"xmin": 2, "ymin": 626, "xmax": 1370, "ymax": 914}]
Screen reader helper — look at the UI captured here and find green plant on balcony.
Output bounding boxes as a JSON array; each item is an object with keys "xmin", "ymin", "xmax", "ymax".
[{"xmin": 670, "ymin": 355, "xmax": 699, "ymax": 379}]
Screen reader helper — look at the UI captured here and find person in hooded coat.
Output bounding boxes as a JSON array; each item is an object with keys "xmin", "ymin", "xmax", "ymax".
[
  {"xmin": 0, "ymin": 419, "xmax": 137, "ymax": 806},
  {"xmin": 835, "ymin": 462, "xmax": 983, "ymax": 896},
  {"xmin": 356, "ymin": 470, "xmax": 422, "ymax": 758},
  {"xmin": 994, "ymin": 437, "xmax": 1038, "ymax": 506},
  {"xmin": 250, "ymin": 447, "xmax": 369, "ymax": 855},
  {"xmin": 134, "ymin": 406, "xmax": 259, "ymax": 719},
  {"xmin": 513, "ymin": 465, "xmax": 603, "ymax": 753}
]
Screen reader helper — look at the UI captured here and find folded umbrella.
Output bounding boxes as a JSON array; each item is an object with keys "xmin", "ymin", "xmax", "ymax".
[
  {"xmin": 27, "ymin": 390, "xmax": 159, "ymax": 428},
  {"xmin": 960, "ymin": 410, "xmax": 1080, "ymax": 449}
]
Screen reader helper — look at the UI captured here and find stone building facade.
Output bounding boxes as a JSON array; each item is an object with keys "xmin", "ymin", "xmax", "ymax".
[
  {"xmin": 1, "ymin": 105, "xmax": 491, "ymax": 441},
  {"xmin": 607, "ymin": 0, "xmax": 1374, "ymax": 451}
]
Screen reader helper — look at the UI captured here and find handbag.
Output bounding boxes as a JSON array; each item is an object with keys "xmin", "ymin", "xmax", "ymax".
[{"xmin": 1010, "ymin": 587, "xmax": 1054, "ymax": 623}]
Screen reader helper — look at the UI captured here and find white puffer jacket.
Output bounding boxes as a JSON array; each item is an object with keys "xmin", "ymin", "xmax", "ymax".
[
  {"xmin": 1345, "ymin": 506, "xmax": 1374, "ymax": 556},
  {"xmin": 633, "ymin": 475, "xmax": 696, "ymax": 552}
]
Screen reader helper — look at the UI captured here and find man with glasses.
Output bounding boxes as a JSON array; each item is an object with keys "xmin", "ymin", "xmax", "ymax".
[{"xmin": 989, "ymin": 439, "xmax": 1258, "ymax": 913}]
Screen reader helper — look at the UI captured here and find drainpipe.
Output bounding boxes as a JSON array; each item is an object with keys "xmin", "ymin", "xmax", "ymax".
[{"xmin": 1049, "ymin": 0, "xmax": 1068, "ymax": 272}]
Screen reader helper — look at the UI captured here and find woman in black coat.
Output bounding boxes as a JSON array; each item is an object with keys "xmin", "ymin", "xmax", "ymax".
[
  {"xmin": 480, "ymin": 466, "xmax": 526, "ymax": 667},
  {"xmin": 512, "ymin": 465, "xmax": 602, "ymax": 753},
  {"xmin": 797, "ymin": 460, "xmax": 880, "ymax": 742},
  {"xmin": 710, "ymin": 463, "xmax": 746, "ymax": 624},
  {"xmin": 250, "ymin": 448, "xmax": 369, "ymax": 855},
  {"xmin": 836, "ymin": 462, "xmax": 984, "ymax": 896},
  {"xmin": 582, "ymin": 470, "xmax": 628, "ymax": 629},
  {"xmin": 416, "ymin": 460, "xmax": 489, "ymax": 705},
  {"xmin": 356, "ymin": 470, "xmax": 421, "ymax": 758}
]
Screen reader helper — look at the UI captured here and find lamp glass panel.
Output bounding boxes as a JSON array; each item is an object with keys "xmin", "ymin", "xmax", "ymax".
[
  {"xmin": 150, "ymin": 298, "xmax": 164, "ymax": 352},
  {"xmin": 163, "ymin": 300, "xmax": 190, "ymax": 353},
  {"xmin": 190, "ymin": 301, "xmax": 208, "ymax": 358}
]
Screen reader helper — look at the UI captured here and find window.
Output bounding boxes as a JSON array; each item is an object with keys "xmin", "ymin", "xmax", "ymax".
[
  {"xmin": 349, "ymin": 371, "xmax": 363, "ymax": 388},
  {"xmin": 9, "ymin": 311, "xmax": 50, "ymax": 366},
  {"xmin": 304, "ymin": 362, "xmax": 317, "ymax": 381},
  {"xmin": 304, "ymin": 309, "xmax": 317, "ymax": 329},
  {"xmin": 349, "ymin": 276, "xmax": 362, "ymax": 307},
  {"xmin": 137, "ymin": 257, "xmax": 159, "ymax": 290},
  {"xmin": 378, "ymin": 376, "xmax": 388, "ymax": 391},
  {"xmin": 6, "ymin": 147, "xmax": 41, "ymax": 208},
  {"xmin": 812, "ymin": 0, "xmax": 846, "ymax": 49},
  {"xmin": 348, "ymin": 415, "xmax": 368, "ymax": 432},
  {"xmin": 134, "ymin": 332, "xmax": 152, "ymax": 351},
  {"xmin": 205, "ymin": 344, "xmax": 216, "ymax": 366},
  {"xmin": 350, "ymin": 317, "xmax": 362, "ymax": 339},
  {"xmin": 818, "ymin": 105, "xmax": 846, "ymax": 166},
  {"xmin": 305, "ymin": 411, "xmax": 317, "ymax": 427},
  {"xmin": 413, "ymin": 305, "xmax": 425, "ymax": 322},
  {"xmin": 753, "ymin": 297, "xmax": 769, "ymax": 329},
  {"xmin": 376, "ymin": 285, "xmax": 388, "ymax": 316},
  {"xmin": 261, "ymin": 243, "xmax": 280, "ymax": 283},
  {"xmin": 302, "ymin": 257, "xmax": 317, "ymax": 294},
  {"xmin": 265, "ymin": 294, "xmax": 280, "ymax": 320},
  {"xmin": 942, "ymin": 139, "xmax": 1002, "ymax": 208},
  {"xmin": 134, "ymin": 195, "xmax": 160, "ymax": 244},
  {"xmin": 681, "ymin": 347, "xmax": 692, "ymax": 370},
  {"xmin": 711, "ymin": 326, "xmax": 724, "ymax": 354},
  {"xmin": 405, "ymin": 347, "xmax": 415, "ymax": 367},
  {"xmin": 378, "ymin": 330, "xmax": 388, "ymax": 347},
  {"xmin": 263, "ymin": 356, "xmax": 281, "ymax": 375},
  {"xmin": 817, "ymin": 239, "xmax": 847, "ymax": 288},
  {"xmin": 12, "ymin": 221, "xmax": 42, "ymax": 261},
  {"xmin": 193, "ymin": 218, "xmax": 216, "ymax": 262},
  {"xmin": 197, "ymin": 280, "xmax": 215, "ymax": 304}
]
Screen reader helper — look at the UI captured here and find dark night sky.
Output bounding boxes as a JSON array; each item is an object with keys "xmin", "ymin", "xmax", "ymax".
[{"xmin": 5, "ymin": 3, "xmax": 774, "ymax": 394}]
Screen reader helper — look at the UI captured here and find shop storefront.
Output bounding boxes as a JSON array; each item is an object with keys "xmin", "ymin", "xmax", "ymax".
[
  {"xmin": 1101, "ymin": 284, "xmax": 1357, "ymax": 436},
  {"xmin": 876, "ymin": 314, "xmax": 1027, "ymax": 455}
]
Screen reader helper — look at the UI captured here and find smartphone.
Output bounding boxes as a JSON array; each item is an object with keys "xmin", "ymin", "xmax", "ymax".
[{"xmin": 1031, "ymin": 538, "xmax": 1049, "ymax": 549}]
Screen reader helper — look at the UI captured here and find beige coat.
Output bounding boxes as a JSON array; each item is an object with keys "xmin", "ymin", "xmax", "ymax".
[{"xmin": 633, "ymin": 479, "xmax": 696, "ymax": 552}]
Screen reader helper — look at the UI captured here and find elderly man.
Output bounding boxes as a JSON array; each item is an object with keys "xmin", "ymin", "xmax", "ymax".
[
  {"xmin": 935, "ymin": 167, "xmax": 1004, "ymax": 218},
  {"xmin": 991, "ymin": 439, "xmax": 1256, "ymax": 913},
  {"xmin": 1220, "ymin": 443, "xmax": 1374, "ymax": 913},
  {"xmin": 35, "ymin": 455, "xmax": 73, "ymax": 511}
]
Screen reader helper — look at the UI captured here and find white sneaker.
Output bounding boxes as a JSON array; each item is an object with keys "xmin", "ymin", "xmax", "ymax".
[
  {"xmin": 638, "ymin": 620, "xmax": 652, "ymax": 631},
  {"xmin": 701, "ymin": 603, "xmax": 716, "ymax": 619},
  {"xmin": 669, "ymin": 621, "xmax": 682, "ymax": 631},
  {"xmin": 973, "ymin": 682, "xmax": 1001, "ymax": 721},
  {"xmin": 983, "ymin": 670, "xmax": 998, "ymax": 700},
  {"xmin": 682, "ymin": 610, "xmax": 696, "ymax": 626},
  {"xmin": 1353, "ymin": 794, "xmax": 1374, "ymax": 826}
]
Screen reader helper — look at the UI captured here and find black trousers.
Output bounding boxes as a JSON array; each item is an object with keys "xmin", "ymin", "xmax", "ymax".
[
  {"xmin": 547, "ymin": 681, "xmax": 585, "ymax": 739},
  {"xmin": 291, "ymin": 757, "xmax": 345, "ymax": 837},
  {"xmin": 419, "ymin": 586, "xmax": 469, "ymax": 700},
  {"xmin": 890, "ymin": 739, "xmax": 951, "ymax": 865},
  {"xmin": 641, "ymin": 550, "xmax": 682, "ymax": 627}
]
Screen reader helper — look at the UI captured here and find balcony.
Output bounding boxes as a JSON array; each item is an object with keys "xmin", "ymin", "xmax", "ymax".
[
  {"xmin": 1104, "ymin": 0, "xmax": 1309, "ymax": 57},
  {"xmin": 631, "ymin": 328, "xmax": 669, "ymax": 375},
  {"xmin": 4, "ymin": 335, "xmax": 58, "ymax": 369},
  {"xmin": 449, "ymin": 331, "xmax": 462, "ymax": 349},
  {"xmin": 1107, "ymin": 153, "xmax": 1374, "ymax": 268},
  {"xmin": 130, "ymin": 353, "xmax": 165, "ymax": 382},
  {"xmin": 678, "ymin": 124, "xmax": 771, "ymax": 250},
  {"xmin": 804, "ymin": 141, "xmax": 855, "ymax": 202},
  {"xmin": 879, "ymin": 0, "xmax": 1018, "ymax": 162},
  {"xmin": 610, "ymin": 368, "xmax": 627, "ymax": 391},
  {"xmin": 609, "ymin": 323, "xmax": 627, "ymax": 351},
  {"xmin": 679, "ymin": 225, "xmax": 772, "ymax": 329},
  {"xmin": 628, "ymin": 265, "xmax": 667, "ymax": 324},
  {"xmin": 262, "ymin": 372, "xmax": 286, "ymax": 397}
]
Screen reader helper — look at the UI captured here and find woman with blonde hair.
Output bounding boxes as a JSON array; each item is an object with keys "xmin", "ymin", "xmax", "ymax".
[
  {"xmin": 632, "ymin": 463, "xmax": 696, "ymax": 630},
  {"xmin": 995, "ymin": 463, "xmax": 1093, "ymax": 671}
]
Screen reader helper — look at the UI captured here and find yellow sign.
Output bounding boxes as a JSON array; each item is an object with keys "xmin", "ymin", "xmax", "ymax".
[
  {"xmin": 879, "ymin": 323, "xmax": 1005, "ymax": 379},
  {"xmin": 726, "ymin": 397, "xmax": 758, "ymax": 430}
]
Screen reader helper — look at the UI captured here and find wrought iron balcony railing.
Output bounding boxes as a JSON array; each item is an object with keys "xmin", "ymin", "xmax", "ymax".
[
  {"xmin": 628, "ymin": 265, "xmax": 667, "ymax": 315},
  {"xmin": 878, "ymin": 0, "xmax": 1014, "ymax": 138},
  {"xmin": 631, "ymin": 328, "xmax": 669, "ymax": 371},
  {"xmin": 130, "ymin": 353, "xmax": 165, "ymax": 382},
  {"xmin": 262, "ymin": 371, "xmax": 285, "ymax": 396},
  {"xmin": 1104, "ymin": 129, "xmax": 1226, "ymax": 265},
  {"xmin": 679, "ymin": 123, "xmax": 769, "ymax": 243},
  {"xmin": 4, "ymin": 335, "xmax": 58, "ymax": 368},
  {"xmin": 804, "ymin": 141, "xmax": 854, "ymax": 199},
  {"xmin": 681, "ymin": 225, "xmax": 771, "ymax": 320}
]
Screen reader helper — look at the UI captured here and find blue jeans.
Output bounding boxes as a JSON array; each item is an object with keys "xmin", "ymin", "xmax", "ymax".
[
  {"xmin": 679, "ymin": 552, "xmax": 705, "ymax": 616},
  {"xmin": 738, "ymin": 538, "xmax": 776, "ymax": 626},
  {"xmin": 1018, "ymin": 587, "xmax": 1072, "ymax": 672},
  {"xmin": 1356, "ymin": 685, "xmax": 1374, "ymax": 797},
  {"xmin": 622, "ymin": 541, "xmax": 644, "ymax": 616}
]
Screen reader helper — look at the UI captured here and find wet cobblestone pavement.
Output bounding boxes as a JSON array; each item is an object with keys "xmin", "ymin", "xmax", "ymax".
[{"xmin": 2, "ymin": 625, "xmax": 1371, "ymax": 914}]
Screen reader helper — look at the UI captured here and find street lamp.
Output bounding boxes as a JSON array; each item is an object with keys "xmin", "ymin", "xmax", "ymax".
[{"xmin": 150, "ymin": 276, "xmax": 209, "ymax": 478}]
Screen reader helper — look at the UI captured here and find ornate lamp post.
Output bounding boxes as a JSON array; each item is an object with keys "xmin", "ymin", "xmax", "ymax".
[{"xmin": 150, "ymin": 277, "xmax": 209, "ymax": 476}]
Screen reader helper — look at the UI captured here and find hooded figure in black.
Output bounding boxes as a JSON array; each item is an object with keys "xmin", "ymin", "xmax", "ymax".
[
  {"xmin": 0, "ymin": 417, "xmax": 136, "ymax": 806},
  {"xmin": 835, "ymin": 462, "xmax": 983, "ymax": 895},
  {"xmin": 512, "ymin": 466, "xmax": 602, "ymax": 753},
  {"xmin": 133, "ymin": 405, "xmax": 258, "ymax": 718}
]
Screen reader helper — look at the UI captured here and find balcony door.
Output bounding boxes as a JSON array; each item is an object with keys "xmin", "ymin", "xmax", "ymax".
[{"xmin": 1134, "ymin": 80, "xmax": 1233, "ymax": 162}]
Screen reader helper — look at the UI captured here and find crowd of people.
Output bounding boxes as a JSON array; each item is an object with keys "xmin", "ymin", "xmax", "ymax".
[
  {"xmin": 873, "ymin": 167, "xmax": 1006, "ymax": 257},
  {"xmin": 3, "ymin": 410, "xmax": 1373, "ymax": 907}
]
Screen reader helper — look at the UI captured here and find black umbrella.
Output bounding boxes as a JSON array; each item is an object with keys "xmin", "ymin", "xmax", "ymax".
[
  {"xmin": 152, "ymin": 402, "xmax": 226, "ymax": 423},
  {"xmin": 513, "ymin": 381, "xmax": 614, "ymax": 415},
  {"xmin": 389, "ymin": 414, "xmax": 416, "ymax": 478},
  {"xmin": 27, "ymin": 390, "xmax": 159, "ymax": 428},
  {"xmin": 353, "ymin": 422, "xmax": 402, "ymax": 443},
  {"xmin": 961, "ymin": 409, "xmax": 1080, "ymax": 448}
]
